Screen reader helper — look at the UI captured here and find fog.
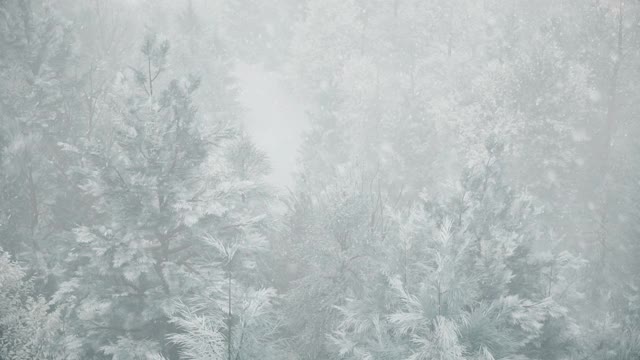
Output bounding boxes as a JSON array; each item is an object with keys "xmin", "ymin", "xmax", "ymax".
[
  {"xmin": 1, "ymin": 1, "xmax": 639, "ymax": 359},
  {"xmin": 235, "ymin": 62, "xmax": 308, "ymax": 188}
]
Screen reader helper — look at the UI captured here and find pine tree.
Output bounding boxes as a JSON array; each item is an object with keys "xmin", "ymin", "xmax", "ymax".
[
  {"xmin": 165, "ymin": 134, "xmax": 282, "ymax": 360},
  {"xmin": 0, "ymin": 0, "xmax": 88, "ymax": 296},
  {"xmin": 0, "ymin": 249, "xmax": 81, "ymax": 359},
  {"xmin": 58, "ymin": 33, "xmax": 253, "ymax": 359},
  {"xmin": 330, "ymin": 144, "xmax": 582, "ymax": 360},
  {"xmin": 278, "ymin": 171, "xmax": 388, "ymax": 359}
]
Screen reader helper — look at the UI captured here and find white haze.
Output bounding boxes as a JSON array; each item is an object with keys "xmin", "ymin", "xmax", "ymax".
[{"xmin": 235, "ymin": 62, "xmax": 308, "ymax": 188}]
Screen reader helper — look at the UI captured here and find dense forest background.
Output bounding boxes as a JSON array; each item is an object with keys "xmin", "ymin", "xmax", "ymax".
[{"xmin": 1, "ymin": 0, "xmax": 640, "ymax": 359}]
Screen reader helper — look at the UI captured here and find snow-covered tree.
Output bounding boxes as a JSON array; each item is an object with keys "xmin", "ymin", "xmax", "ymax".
[
  {"xmin": 0, "ymin": 249, "xmax": 81, "ymax": 359},
  {"xmin": 0, "ymin": 0, "xmax": 91, "ymax": 296},
  {"xmin": 164, "ymin": 133, "xmax": 282, "ymax": 360},
  {"xmin": 57, "ymin": 33, "xmax": 275, "ymax": 359},
  {"xmin": 330, "ymin": 146, "xmax": 583, "ymax": 360}
]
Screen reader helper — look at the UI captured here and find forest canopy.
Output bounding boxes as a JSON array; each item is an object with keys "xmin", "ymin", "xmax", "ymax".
[{"xmin": 0, "ymin": 0, "xmax": 639, "ymax": 359}]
